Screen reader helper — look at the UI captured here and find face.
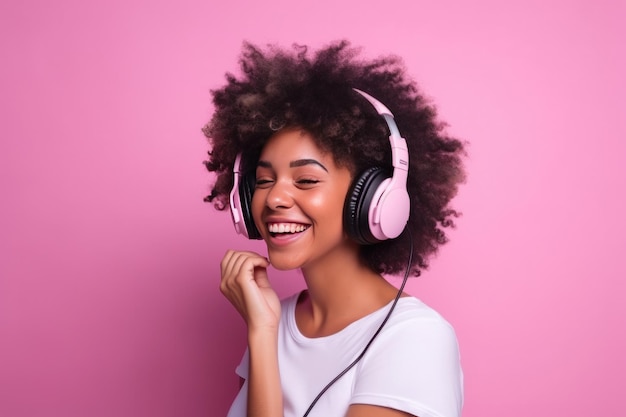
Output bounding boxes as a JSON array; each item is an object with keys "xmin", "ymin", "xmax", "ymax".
[{"xmin": 251, "ymin": 128, "xmax": 355, "ymax": 271}]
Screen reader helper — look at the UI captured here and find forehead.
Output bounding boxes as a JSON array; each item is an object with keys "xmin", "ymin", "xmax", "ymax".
[
  {"xmin": 257, "ymin": 128, "xmax": 354, "ymax": 174},
  {"xmin": 259, "ymin": 129, "xmax": 329, "ymax": 160}
]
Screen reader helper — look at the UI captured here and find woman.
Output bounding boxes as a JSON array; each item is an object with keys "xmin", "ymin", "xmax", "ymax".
[{"xmin": 203, "ymin": 40, "xmax": 466, "ymax": 417}]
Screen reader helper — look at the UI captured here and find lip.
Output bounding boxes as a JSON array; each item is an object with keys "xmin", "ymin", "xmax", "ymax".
[
  {"xmin": 266, "ymin": 228, "xmax": 309, "ymax": 247},
  {"xmin": 262, "ymin": 217, "xmax": 311, "ymax": 247}
]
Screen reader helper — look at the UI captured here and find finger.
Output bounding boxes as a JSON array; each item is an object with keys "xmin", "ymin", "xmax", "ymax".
[
  {"xmin": 221, "ymin": 251, "xmax": 270, "ymax": 291},
  {"xmin": 233, "ymin": 254, "xmax": 270, "ymax": 285},
  {"xmin": 221, "ymin": 250, "xmax": 263, "ymax": 280},
  {"xmin": 220, "ymin": 249, "xmax": 238, "ymax": 279}
]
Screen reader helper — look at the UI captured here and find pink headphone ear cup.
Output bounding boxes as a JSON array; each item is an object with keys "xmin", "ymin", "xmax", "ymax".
[
  {"xmin": 238, "ymin": 172, "xmax": 262, "ymax": 240},
  {"xmin": 372, "ymin": 185, "xmax": 411, "ymax": 240},
  {"xmin": 343, "ymin": 167, "xmax": 390, "ymax": 245}
]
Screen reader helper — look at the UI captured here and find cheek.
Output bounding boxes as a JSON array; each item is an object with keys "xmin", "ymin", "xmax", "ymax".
[
  {"xmin": 307, "ymin": 194, "xmax": 325, "ymax": 209},
  {"xmin": 308, "ymin": 191, "xmax": 345, "ymax": 224}
]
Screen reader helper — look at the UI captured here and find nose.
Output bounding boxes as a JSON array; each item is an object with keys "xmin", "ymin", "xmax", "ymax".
[{"xmin": 265, "ymin": 178, "xmax": 294, "ymax": 210}]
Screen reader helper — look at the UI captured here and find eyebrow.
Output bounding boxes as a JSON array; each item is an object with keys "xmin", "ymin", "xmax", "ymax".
[{"xmin": 257, "ymin": 159, "xmax": 328, "ymax": 172}]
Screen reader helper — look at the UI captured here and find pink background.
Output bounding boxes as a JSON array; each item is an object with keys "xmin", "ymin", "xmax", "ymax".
[{"xmin": 1, "ymin": 1, "xmax": 624, "ymax": 416}]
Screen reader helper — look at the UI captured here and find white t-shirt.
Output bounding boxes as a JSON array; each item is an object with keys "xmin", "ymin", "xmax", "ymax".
[{"xmin": 226, "ymin": 293, "xmax": 463, "ymax": 417}]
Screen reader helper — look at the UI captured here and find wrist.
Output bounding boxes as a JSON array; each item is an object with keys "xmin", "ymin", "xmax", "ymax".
[{"xmin": 247, "ymin": 326, "xmax": 279, "ymax": 343}]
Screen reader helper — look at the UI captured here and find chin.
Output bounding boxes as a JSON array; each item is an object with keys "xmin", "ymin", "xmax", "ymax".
[
  {"xmin": 267, "ymin": 252, "xmax": 305, "ymax": 271},
  {"xmin": 268, "ymin": 260, "xmax": 302, "ymax": 271}
]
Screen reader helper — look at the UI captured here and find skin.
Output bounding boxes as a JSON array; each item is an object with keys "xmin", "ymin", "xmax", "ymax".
[{"xmin": 220, "ymin": 128, "xmax": 414, "ymax": 417}]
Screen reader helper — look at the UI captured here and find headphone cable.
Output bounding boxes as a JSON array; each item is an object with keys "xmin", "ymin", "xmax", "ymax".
[{"xmin": 302, "ymin": 229, "xmax": 414, "ymax": 417}]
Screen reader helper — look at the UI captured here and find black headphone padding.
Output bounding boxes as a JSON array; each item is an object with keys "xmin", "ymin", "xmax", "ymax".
[
  {"xmin": 343, "ymin": 166, "xmax": 391, "ymax": 245},
  {"xmin": 239, "ymin": 172, "xmax": 262, "ymax": 240}
]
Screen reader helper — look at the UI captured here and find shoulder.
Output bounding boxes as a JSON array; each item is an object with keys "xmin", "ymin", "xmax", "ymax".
[
  {"xmin": 383, "ymin": 297, "xmax": 458, "ymax": 341},
  {"xmin": 372, "ymin": 297, "xmax": 461, "ymax": 368},
  {"xmin": 363, "ymin": 297, "xmax": 461, "ymax": 373},
  {"xmin": 378, "ymin": 297, "xmax": 462, "ymax": 374},
  {"xmin": 351, "ymin": 297, "xmax": 463, "ymax": 416}
]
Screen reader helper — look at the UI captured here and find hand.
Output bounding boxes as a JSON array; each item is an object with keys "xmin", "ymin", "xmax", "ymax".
[{"xmin": 220, "ymin": 250, "xmax": 281, "ymax": 332}]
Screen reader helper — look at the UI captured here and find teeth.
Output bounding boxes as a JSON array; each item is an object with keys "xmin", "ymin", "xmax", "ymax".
[{"xmin": 268, "ymin": 223, "xmax": 309, "ymax": 234}]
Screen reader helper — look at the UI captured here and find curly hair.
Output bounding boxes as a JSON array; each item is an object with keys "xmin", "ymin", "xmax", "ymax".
[{"xmin": 203, "ymin": 40, "xmax": 466, "ymax": 277}]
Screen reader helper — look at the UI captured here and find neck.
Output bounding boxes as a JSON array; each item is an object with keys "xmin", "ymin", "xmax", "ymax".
[{"xmin": 296, "ymin": 242, "xmax": 401, "ymax": 338}]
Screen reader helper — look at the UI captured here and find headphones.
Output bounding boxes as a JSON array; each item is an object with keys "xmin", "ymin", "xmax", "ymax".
[{"xmin": 229, "ymin": 88, "xmax": 410, "ymax": 245}]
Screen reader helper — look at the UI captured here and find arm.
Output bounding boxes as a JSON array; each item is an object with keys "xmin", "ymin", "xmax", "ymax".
[
  {"xmin": 247, "ymin": 326, "xmax": 282, "ymax": 417},
  {"xmin": 220, "ymin": 250, "xmax": 283, "ymax": 417}
]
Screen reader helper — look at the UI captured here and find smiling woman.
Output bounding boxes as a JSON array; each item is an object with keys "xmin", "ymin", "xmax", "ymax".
[{"xmin": 203, "ymin": 40, "xmax": 466, "ymax": 417}]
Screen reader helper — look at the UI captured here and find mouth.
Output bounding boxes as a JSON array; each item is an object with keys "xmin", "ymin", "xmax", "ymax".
[{"xmin": 267, "ymin": 222, "xmax": 311, "ymax": 237}]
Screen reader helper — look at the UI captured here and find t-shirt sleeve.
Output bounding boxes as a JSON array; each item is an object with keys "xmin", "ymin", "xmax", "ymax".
[
  {"xmin": 350, "ymin": 316, "xmax": 463, "ymax": 417},
  {"xmin": 226, "ymin": 349, "xmax": 250, "ymax": 417},
  {"xmin": 234, "ymin": 348, "xmax": 250, "ymax": 380}
]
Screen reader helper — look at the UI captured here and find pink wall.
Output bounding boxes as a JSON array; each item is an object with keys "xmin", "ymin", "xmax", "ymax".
[{"xmin": 1, "ymin": 1, "xmax": 624, "ymax": 416}]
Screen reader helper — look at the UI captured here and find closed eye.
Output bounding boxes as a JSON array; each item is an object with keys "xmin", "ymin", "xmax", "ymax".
[
  {"xmin": 255, "ymin": 178, "xmax": 274, "ymax": 188},
  {"xmin": 296, "ymin": 179, "xmax": 320, "ymax": 189}
]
